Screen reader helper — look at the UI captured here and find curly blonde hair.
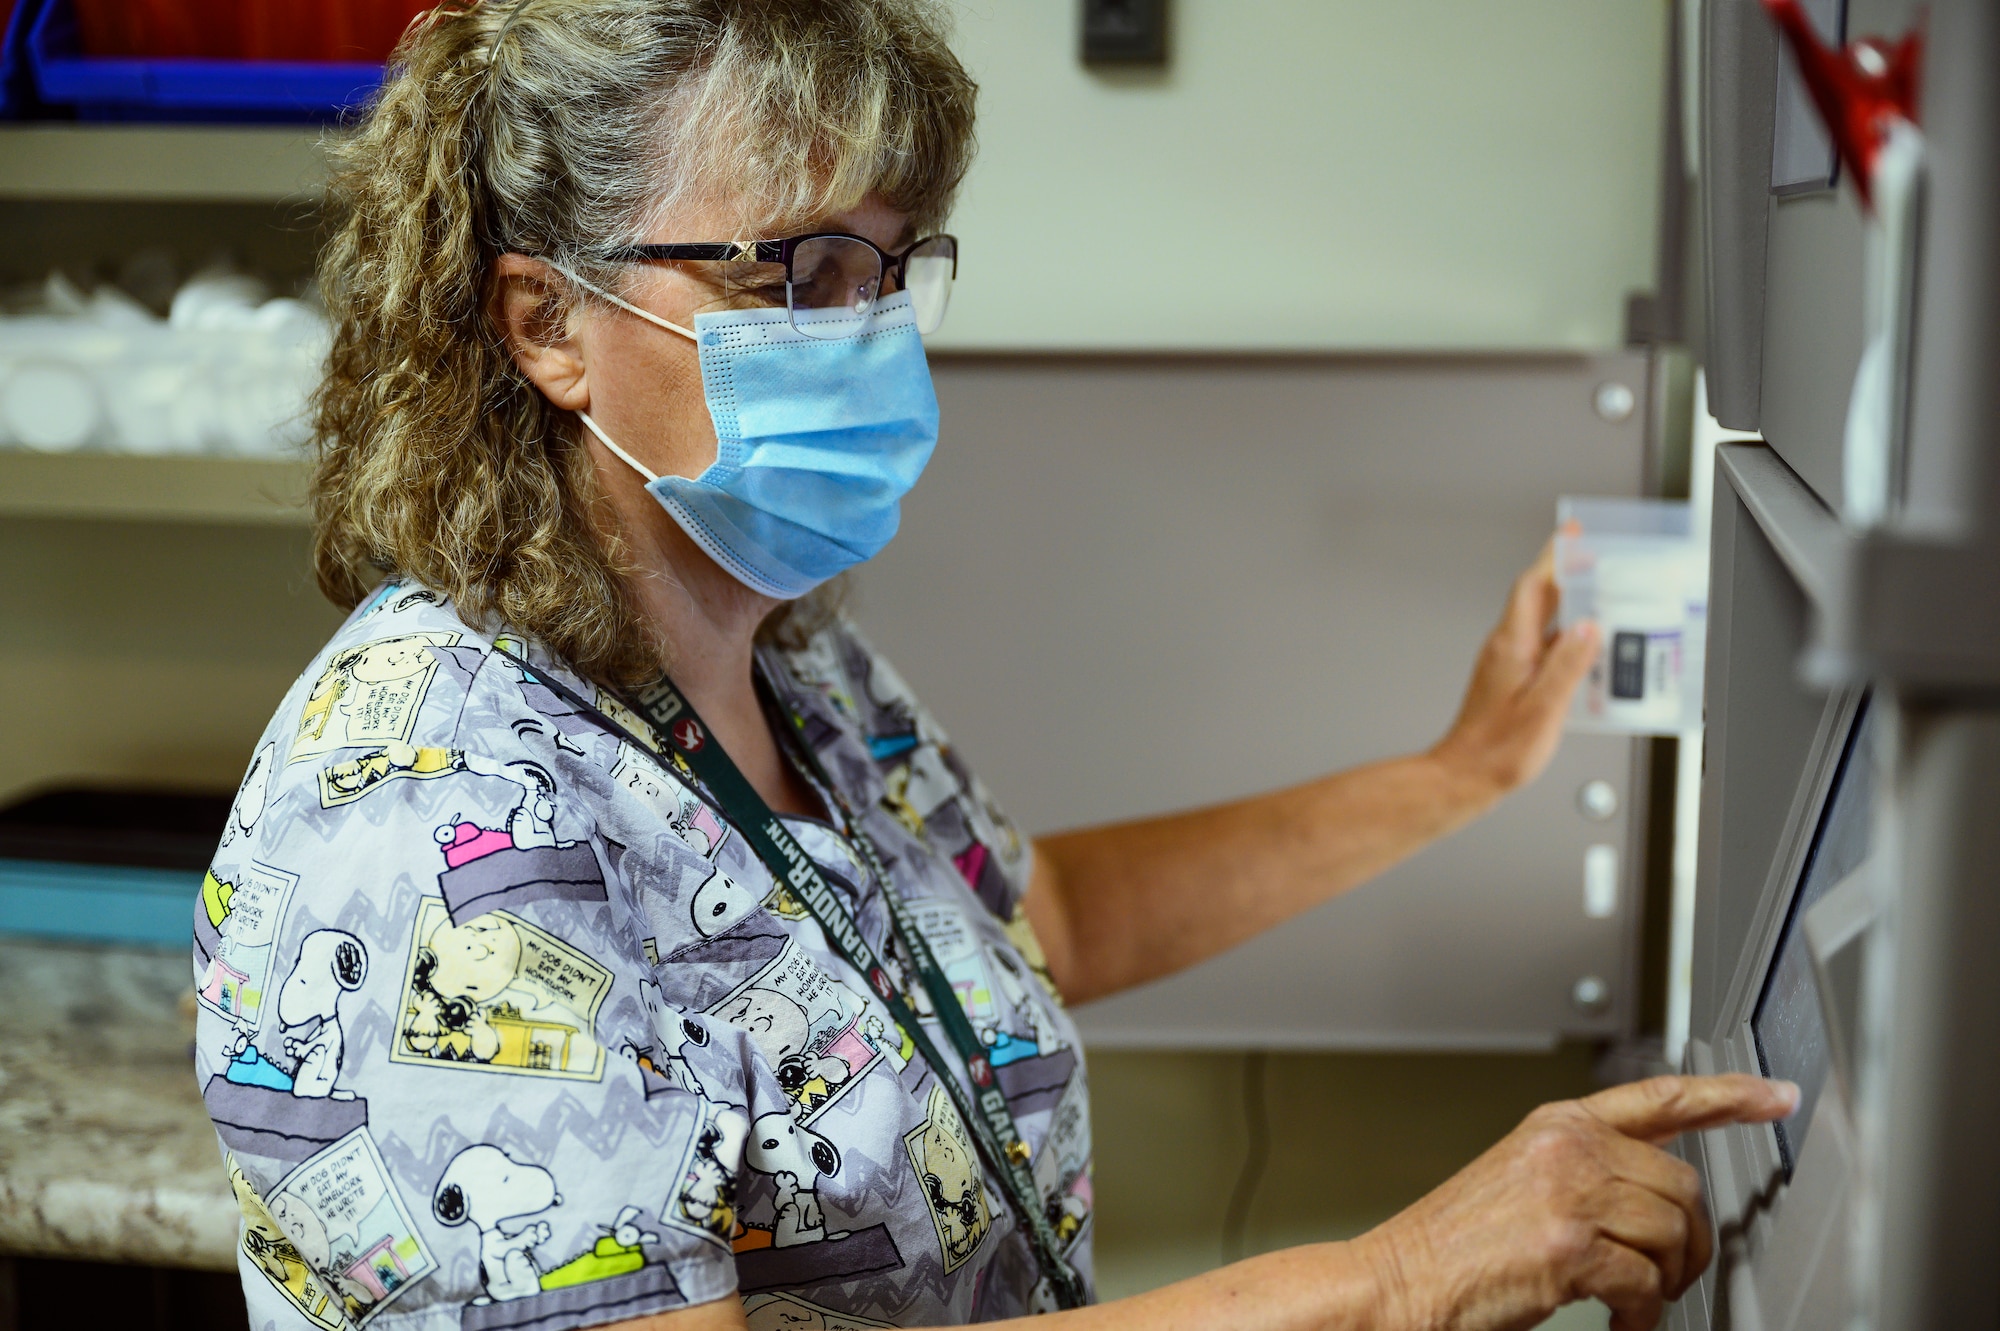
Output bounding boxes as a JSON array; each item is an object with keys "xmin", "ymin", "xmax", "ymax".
[{"xmin": 311, "ymin": 0, "xmax": 977, "ymax": 683}]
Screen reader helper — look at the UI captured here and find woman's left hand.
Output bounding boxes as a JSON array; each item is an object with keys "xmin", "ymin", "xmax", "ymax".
[{"xmin": 1431, "ymin": 542, "xmax": 1599, "ymax": 803}]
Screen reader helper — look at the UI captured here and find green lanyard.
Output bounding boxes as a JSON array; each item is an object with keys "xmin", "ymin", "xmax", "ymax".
[{"xmin": 497, "ymin": 651, "xmax": 1087, "ymax": 1309}]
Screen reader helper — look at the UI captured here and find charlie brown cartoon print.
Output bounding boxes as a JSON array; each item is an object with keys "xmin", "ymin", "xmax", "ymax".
[
  {"xmin": 903, "ymin": 1084, "xmax": 993, "ymax": 1273},
  {"xmin": 195, "ymin": 585, "xmax": 1093, "ymax": 1331},
  {"xmin": 391, "ymin": 898, "xmax": 613, "ymax": 1079}
]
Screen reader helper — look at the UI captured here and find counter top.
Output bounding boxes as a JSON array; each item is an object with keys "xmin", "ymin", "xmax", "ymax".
[{"xmin": 0, "ymin": 938, "xmax": 238, "ymax": 1271}]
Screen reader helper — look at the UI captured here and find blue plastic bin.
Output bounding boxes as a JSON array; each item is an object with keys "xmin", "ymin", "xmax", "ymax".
[
  {"xmin": 0, "ymin": 857, "xmax": 198, "ymax": 950},
  {"xmin": 27, "ymin": 0, "xmax": 383, "ymax": 122},
  {"xmin": 0, "ymin": 787, "xmax": 222, "ymax": 950},
  {"xmin": 0, "ymin": 0, "xmax": 43, "ymax": 118}
]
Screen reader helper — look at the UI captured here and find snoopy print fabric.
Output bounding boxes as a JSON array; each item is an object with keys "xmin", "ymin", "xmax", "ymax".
[{"xmin": 193, "ymin": 584, "xmax": 1093, "ymax": 1331}]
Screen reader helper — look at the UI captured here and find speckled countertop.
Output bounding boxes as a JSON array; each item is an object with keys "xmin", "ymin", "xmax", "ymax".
[{"xmin": 0, "ymin": 938, "xmax": 237, "ymax": 1270}]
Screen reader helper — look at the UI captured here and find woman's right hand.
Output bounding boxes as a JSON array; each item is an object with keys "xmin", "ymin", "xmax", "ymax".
[
  {"xmin": 598, "ymin": 1073, "xmax": 1795, "ymax": 1331},
  {"xmin": 1356, "ymin": 1074, "xmax": 1799, "ymax": 1331}
]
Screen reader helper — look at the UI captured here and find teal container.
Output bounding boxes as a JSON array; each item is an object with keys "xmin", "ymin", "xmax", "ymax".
[{"xmin": 0, "ymin": 857, "xmax": 199, "ymax": 950}]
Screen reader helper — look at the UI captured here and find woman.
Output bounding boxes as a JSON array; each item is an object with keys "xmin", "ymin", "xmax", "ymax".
[{"xmin": 193, "ymin": 2, "xmax": 1794, "ymax": 1329}]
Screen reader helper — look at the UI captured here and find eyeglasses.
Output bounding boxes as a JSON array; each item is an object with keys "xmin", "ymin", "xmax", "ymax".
[{"xmin": 600, "ymin": 232, "xmax": 958, "ymax": 340}]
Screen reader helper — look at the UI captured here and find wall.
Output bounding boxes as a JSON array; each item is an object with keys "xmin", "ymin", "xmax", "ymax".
[
  {"xmin": 0, "ymin": 518, "xmax": 340, "ymax": 804},
  {"xmin": 931, "ymin": 0, "xmax": 1668, "ymax": 350},
  {"xmin": 1088, "ymin": 1046, "xmax": 1607, "ymax": 1325}
]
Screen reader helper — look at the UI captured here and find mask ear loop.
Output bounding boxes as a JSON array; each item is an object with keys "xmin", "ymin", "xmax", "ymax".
[
  {"xmin": 543, "ymin": 259, "xmax": 697, "ymax": 486},
  {"xmin": 574, "ymin": 410, "xmax": 659, "ymax": 484}
]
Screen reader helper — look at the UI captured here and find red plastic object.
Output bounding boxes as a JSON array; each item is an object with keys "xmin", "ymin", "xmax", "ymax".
[
  {"xmin": 1762, "ymin": 0, "xmax": 1924, "ymax": 208},
  {"xmin": 68, "ymin": 0, "xmax": 433, "ymax": 63}
]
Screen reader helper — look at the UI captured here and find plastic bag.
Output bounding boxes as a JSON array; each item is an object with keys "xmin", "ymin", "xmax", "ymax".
[{"xmin": 1556, "ymin": 496, "xmax": 1706, "ymax": 735}]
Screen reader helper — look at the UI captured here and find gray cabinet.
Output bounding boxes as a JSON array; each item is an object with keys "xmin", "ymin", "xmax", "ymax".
[{"xmin": 857, "ymin": 352, "xmax": 1652, "ymax": 1048}]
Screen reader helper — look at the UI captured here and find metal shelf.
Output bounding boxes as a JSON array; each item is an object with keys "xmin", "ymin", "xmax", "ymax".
[
  {"xmin": 0, "ymin": 125, "xmax": 331, "ymax": 202},
  {"xmin": 0, "ymin": 450, "xmax": 309, "ymax": 524}
]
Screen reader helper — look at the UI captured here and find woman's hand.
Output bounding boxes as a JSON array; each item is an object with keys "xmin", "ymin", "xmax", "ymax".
[
  {"xmin": 1358, "ymin": 1074, "xmax": 1799, "ymax": 1331},
  {"xmin": 1431, "ymin": 543, "xmax": 1599, "ymax": 803},
  {"xmin": 593, "ymin": 1076, "xmax": 1793, "ymax": 1331}
]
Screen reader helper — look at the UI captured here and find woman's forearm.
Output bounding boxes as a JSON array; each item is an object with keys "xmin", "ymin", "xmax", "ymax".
[
  {"xmin": 989, "ymin": 1236, "xmax": 1416, "ymax": 1331},
  {"xmin": 622, "ymin": 1074, "xmax": 1799, "ymax": 1331},
  {"xmin": 621, "ymin": 1234, "xmax": 1417, "ymax": 1331},
  {"xmin": 1029, "ymin": 748, "xmax": 1502, "ymax": 1005}
]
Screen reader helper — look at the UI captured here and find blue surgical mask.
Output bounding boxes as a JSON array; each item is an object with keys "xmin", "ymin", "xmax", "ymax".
[{"xmin": 561, "ymin": 269, "xmax": 940, "ymax": 600}]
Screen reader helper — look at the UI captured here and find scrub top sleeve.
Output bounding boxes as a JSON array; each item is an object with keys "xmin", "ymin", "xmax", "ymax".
[{"xmin": 194, "ymin": 741, "xmax": 753, "ymax": 1331}]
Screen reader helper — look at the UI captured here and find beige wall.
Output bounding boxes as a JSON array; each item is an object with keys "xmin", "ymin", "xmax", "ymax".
[
  {"xmin": 1088, "ymin": 1046, "xmax": 1606, "ymax": 1324},
  {"xmin": 0, "ymin": 517, "xmax": 340, "ymax": 804},
  {"xmin": 0, "ymin": 0, "xmax": 1668, "ymax": 357},
  {"xmin": 932, "ymin": 0, "xmax": 1668, "ymax": 351}
]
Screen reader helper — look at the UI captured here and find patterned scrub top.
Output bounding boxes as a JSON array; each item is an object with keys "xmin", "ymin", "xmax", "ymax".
[{"xmin": 192, "ymin": 583, "xmax": 1094, "ymax": 1331}]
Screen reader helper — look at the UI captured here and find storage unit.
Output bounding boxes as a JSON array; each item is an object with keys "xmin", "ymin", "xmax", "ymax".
[
  {"xmin": 1671, "ymin": 0, "xmax": 2000, "ymax": 1325},
  {"xmin": 16, "ymin": 0, "xmax": 411, "ymax": 122}
]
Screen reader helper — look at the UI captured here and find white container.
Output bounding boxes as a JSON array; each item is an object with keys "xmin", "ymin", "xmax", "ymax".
[
  {"xmin": 1556, "ymin": 496, "xmax": 1706, "ymax": 735},
  {"xmin": 0, "ymin": 354, "xmax": 102, "ymax": 451},
  {"xmin": 0, "ymin": 307, "xmax": 326, "ymax": 458}
]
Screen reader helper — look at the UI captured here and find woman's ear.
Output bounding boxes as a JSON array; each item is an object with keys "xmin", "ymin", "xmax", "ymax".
[{"xmin": 491, "ymin": 254, "xmax": 590, "ymax": 412}]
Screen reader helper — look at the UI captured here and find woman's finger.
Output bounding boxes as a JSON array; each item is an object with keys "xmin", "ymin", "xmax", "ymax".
[
  {"xmin": 1582, "ymin": 1075, "xmax": 1799, "ymax": 1145},
  {"xmin": 1596, "ymin": 1135, "xmax": 1710, "ymax": 1292},
  {"xmin": 1593, "ymin": 1180, "xmax": 1694, "ymax": 1298},
  {"xmin": 1595, "ymin": 1116, "xmax": 1704, "ymax": 1204},
  {"xmin": 1524, "ymin": 540, "xmax": 1562, "ymax": 641},
  {"xmin": 1499, "ymin": 541, "xmax": 1560, "ymax": 654},
  {"xmin": 1574, "ymin": 1237, "xmax": 1667, "ymax": 1331},
  {"xmin": 1524, "ymin": 620, "xmax": 1597, "ymax": 712}
]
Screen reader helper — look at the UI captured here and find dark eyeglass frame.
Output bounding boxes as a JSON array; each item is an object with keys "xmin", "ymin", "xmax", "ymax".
[{"xmin": 599, "ymin": 231, "xmax": 959, "ymax": 294}]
